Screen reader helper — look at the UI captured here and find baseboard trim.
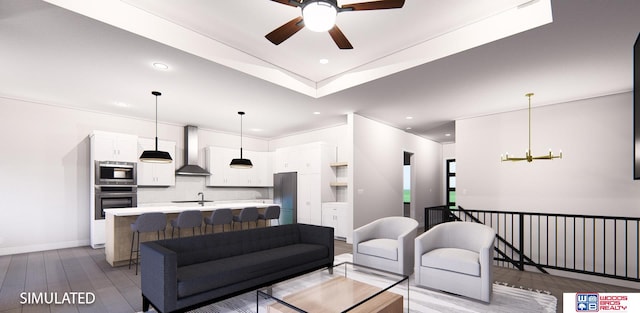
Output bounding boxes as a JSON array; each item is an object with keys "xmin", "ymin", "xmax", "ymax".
[{"xmin": 0, "ymin": 239, "xmax": 91, "ymax": 256}]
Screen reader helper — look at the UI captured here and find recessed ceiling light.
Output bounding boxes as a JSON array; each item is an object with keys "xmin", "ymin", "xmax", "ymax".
[
  {"xmin": 250, "ymin": 128, "xmax": 263, "ymax": 132},
  {"xmin": 405, "ymin": 116, "xmax": 413, "ymax": 120},
  {"xmin": 114, "ymin": 101, "xmax": 129, "ymax": 108},
  {"xmin": 152, "ymin": 62, "xmax": 169, "ymax": 70},
  {"xmin": 406, "ymin": 127, "xmax": 412, "ymax": 130},
  {"xmin": 319, "ymin": 59, "xmax": 329, "ymax": 64},
  {"xmin": 313, "ymin": 111, "xmax": 321, "ymax": 115},
  {"xmin": 445, "ymin": 133, "xmax": 451, "ymax": 137}
]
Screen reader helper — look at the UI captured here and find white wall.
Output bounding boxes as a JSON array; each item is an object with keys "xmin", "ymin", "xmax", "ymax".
[
  {"xmin": 456, "ymin": 92, "xmax": 640, "ymax": 216},
  {"xmin": 455, "ymin": 92, "xmax": 640, "ymax": 288},
  {"xmin": 443, "ymin": 143, "xmax": 455, "ymax": 160},
  {"xmin": 352, "ymin": 114, "xmax": 443, "ymax": 232},
  {"xmin": 0, "ymin": 96, "xmax": 269, "ymax": 255}
]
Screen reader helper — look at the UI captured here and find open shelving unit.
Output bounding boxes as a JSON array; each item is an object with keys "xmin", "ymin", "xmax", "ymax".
[{"xmin": 330, "ymin": 162, "xmax": 348, "ymax": 187}]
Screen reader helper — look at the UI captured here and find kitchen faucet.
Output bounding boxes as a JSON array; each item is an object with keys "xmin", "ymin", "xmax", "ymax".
[{"xmin": 197, "ymin": 192, "xmax": 205, "ymax": 207}]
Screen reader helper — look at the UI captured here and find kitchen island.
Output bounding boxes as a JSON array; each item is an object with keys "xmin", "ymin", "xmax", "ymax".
[{"xmin": 104, "ymin": 202, "xmax": 275, "ymax": 267}]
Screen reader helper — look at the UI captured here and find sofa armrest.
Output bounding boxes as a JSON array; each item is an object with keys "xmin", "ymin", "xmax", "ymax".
[
  {"xmin": 479, "ymin": 233, "xmax": 496, "ymax": 280},
  {"xmin": 352, "ymin": 221, "xmax": 378, "ymax": 247},
  {"xmin": 479, "ymin": 237, "xmax": 495, "ymax": 301},
  {"xmin": 397, "ymin": 224, "xmax": 417, "ymax": 273},
  {"xmin": 140, "ymin": 242, "xmax": 178, "ymax": 313},
  {"xmin": 415, "ymin": 225, "xmax": 444, "ymax": 257},
  {"xmin": 298, "ymin": 224, "xmax": 334, "ymax": 261}
]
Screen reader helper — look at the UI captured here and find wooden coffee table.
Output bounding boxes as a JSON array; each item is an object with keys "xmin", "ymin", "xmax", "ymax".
[{"xmin": 258, "ymin": 262, "xmax": 407, "ymax": 313}]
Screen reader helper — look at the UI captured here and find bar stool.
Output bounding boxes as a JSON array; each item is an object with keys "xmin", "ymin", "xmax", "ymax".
[
  {"xmin": 171, "ymin": 210, "xmax": 203, "ymax": 238},
  {"xmin": 203, "ymin": 208, "xmax": 233, "ymax": 233},
  {"xmin": 258, "ymin": 205, "xmax": 281, "ymax": 227},
  {"xmin": 233, "ymin": 206, "xmax": 258, "ymax": 230},
  {"xmin": 129, "ymin": 212, "xmax": 167, "ymax": 275}
]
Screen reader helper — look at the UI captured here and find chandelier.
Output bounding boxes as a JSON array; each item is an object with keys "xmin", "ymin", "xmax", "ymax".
[{"xmin": 501, "ymin": 93, "xmax": 562, "ymax": 162}]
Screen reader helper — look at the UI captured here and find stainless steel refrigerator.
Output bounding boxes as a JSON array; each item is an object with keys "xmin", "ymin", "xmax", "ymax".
[{"xmin": 273, "ymin": 172, "xmax": 297, "ymax": 224}]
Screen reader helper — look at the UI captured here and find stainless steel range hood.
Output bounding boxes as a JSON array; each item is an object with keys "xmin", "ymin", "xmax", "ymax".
[{"xmin": 176, "ymin": 125, "xmax": 210, "ymax": 176}]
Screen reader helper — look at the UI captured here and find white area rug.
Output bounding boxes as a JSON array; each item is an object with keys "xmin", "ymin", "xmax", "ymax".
[{"xmin": 160, "ymin": 254, "xmax": 557, "ymax": 313}]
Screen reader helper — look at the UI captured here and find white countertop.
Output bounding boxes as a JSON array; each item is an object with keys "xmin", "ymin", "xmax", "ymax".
[{"xmin": 104, "ymin": 202, "xmax": 275, "ymax": 217}]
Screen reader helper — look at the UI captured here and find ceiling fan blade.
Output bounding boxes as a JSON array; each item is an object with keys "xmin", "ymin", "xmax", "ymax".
[
  {"xmin": 328, "ymin": 25, "xmax": 353, "ymax": 49},
  {"xmin": 265, "ymin": 16, "xmax": 304, "ymax": 45},
  {"xmin": 341, "ymin": 0, "xmax": 405, "ymax": 10},
  {"xmin": 269, "ymin": 0, "xmax": 301, "ymax": 7}
]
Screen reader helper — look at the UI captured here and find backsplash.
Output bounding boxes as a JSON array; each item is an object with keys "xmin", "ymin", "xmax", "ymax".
[{"xmin": 137, "ymin": 175, "xmax": 272, "ymax": 204}]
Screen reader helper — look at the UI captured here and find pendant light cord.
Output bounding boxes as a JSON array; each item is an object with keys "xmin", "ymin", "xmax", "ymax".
[
  {"xmin": 155, "ymin": 94, "xmax": 158, "ymax": 150},
  {"xmin": 151, "ymin": 91, "xmax": 162, "ymax": 151},
  {"xmin": 239, "ymin": 111, "xmax": 245, "ymax": 158}
]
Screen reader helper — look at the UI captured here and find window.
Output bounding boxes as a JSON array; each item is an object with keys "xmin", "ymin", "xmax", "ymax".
[
  {"xmin": 446, "ymin": 159, "xmax": 456, "ymax": 209},
  {"xmin": 403, "ymin": 165, "xmax": 411, "ymax": 203}
]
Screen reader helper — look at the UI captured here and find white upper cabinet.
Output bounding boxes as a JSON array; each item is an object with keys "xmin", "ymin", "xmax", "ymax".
[
  {"xmin": 137, "ymin": 138, "xmax": 176, "ymax": 186},
  {"xmin": 274, "ymin": 146, "xmax": 299, "ymax": 173},
  {"xmin": 90, "ymin": 131, "xmax": 138, "ymax": 162},
  {"xmin": 297, "ymin": 144, "xmax": 322, "ymax": 174},
  {"xmin": 274, "ymin": 143, "xmax": 333, "ymax": 175},
  {"xmin": 206, "ymin": 146, "xmax": 272, "ymax": 187},
  {"xmin": 207, "ymin": 146, "xmax": 236, "ymax": 186},
  {"xmin": 245, "ymin": 149, "xmax": 273, "ymax": 186}
]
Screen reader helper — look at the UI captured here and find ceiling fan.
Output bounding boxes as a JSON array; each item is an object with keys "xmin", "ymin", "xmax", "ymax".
[{"xmin": 265, "ymin": 0, "xmax": 405, "ymax": 49}]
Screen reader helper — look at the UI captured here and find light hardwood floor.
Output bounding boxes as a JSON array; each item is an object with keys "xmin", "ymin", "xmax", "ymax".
[{"xmin": 0, "ymin": 241, "xmax": 637, "ymax": 313}]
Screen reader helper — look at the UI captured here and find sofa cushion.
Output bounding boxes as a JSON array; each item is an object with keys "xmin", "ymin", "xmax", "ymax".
[
  {"xmin": 176, "ymin": 243, "xmax": 328, "ymax": 298},
  {"xmin": 421, "ymin": 248, "xmax": 480, "ymax": 276},
  {"xmin": 161, "ymin": 225, "xmax": 302, "ymax": 267},
  {"xmin": 357, "ymin": 238, "xmax": 398, "ymax": 261}
]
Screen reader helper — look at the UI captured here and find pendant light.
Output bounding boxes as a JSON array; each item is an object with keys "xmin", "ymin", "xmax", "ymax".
[
  {"xmin": 230, "ymin": 111, "xmax": 253, "ymax": 169},
  {"xmin": 139, "ymin": 91, "xmax": 173, "ymax": 163},
  {"xmin": 501, "ymin": 93, "xmax": 562, "ymax": 162}
]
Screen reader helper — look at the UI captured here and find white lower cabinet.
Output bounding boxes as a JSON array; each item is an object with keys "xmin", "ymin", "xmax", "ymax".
[{"xmin": 321, "ymin": 202, "xmax": 348, "ymax": 239}]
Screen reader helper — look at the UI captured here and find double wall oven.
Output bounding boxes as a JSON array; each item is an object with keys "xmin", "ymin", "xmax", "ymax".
[{"xmin": 94, "ymin": 161, "xmax": 137, "ymax": 220}]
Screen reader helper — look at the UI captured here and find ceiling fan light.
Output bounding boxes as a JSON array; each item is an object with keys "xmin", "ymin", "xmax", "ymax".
[{"xmin": 302, "ymin": 1, "xmax": 337, "ymax": 32}]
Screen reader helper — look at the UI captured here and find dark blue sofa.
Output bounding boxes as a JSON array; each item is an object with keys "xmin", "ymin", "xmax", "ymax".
[{"xmin": 140, "ymin": 223, "xmax": 334, "ymax": 313}]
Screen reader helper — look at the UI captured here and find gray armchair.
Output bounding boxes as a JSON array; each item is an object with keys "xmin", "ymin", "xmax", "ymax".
[
  {"xmin": 414, "ymin": 221, "xmax": 496, "ymax": 302},
  {"xmin": 352, "ymin": 216, "xmax": 418, "ymax": 276}
]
